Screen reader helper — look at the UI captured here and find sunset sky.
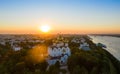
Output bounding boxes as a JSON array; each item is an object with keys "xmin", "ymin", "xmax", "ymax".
[{"xmin": 0, "ymin": 0, "xmax": 120, "ymax": 34}]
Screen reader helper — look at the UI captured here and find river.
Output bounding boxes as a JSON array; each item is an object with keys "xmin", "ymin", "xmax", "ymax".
[{"xmin": 89, "ymin": 35, "xmax": 120, "ymax": 61}]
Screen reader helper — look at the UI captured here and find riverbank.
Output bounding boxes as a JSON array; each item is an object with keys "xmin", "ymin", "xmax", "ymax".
[
  {"xmin": 89, "ymin": 35, "xmax": 120, "ymax": 61},
  {"xmin": 90, "ymin": 34, "xmax": 120, "ymax": 38}
]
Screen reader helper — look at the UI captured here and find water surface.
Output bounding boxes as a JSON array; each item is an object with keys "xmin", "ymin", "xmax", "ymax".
[{"xmin": 89, "ymin": 35, "xmax": 120, "ymax": 61}]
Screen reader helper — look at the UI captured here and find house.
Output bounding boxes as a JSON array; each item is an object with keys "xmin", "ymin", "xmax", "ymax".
[
  {"xmin": 13, "ymin": 46, "xmax": 22, "ymax": 51},
  {"xmin": 79, "ymin": 42, "xmax": 91, "ymax": 51}
]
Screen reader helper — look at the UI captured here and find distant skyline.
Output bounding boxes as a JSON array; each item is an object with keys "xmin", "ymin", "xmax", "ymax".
[{"xmin": 0, "ymin": 0, "xmax": 120, "ymax": 34}]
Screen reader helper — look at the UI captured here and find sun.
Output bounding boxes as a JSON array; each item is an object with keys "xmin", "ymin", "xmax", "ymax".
[{"xmin": 40, "ymin": 25, "xmax": 50, "ymax": 33}]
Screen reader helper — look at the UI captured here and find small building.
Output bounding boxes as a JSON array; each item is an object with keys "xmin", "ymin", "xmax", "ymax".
[
  {"xmin": 13, "ymin": 46, "xmax": 21, "ymax": 51},
  {"xmin": 79, "ymin": 42, "xmax": 91, "ymax": 51},
  {"xmin": 96, "ymin": 43, "xmax": 107, "ymax": 48}
]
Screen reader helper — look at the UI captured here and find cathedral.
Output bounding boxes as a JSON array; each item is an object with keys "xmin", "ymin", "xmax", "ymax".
[{"xmin": 47, "ymin": 36, "xmax": 71, "ymax": 65}]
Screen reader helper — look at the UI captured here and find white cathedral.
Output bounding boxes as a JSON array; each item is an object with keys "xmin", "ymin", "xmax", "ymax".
[{"xmin": 47, "ymin": 36, "xmax": 71, "ymax": 66}]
